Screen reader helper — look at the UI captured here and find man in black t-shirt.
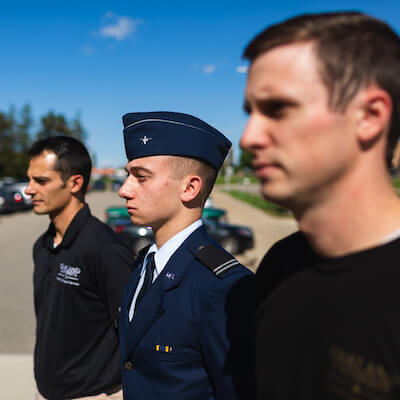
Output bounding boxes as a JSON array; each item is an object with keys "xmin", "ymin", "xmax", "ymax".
[
  {"xmin": 25, "ymin": 136, "xmax": 132, "ymax": 400},
  {"xmin": 240, "ymin": 12, "xmax": 400, "ymax": 399}
]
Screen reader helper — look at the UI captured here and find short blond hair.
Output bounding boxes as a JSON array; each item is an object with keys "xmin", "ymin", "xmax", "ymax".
[{"xmin": 168, "ymin": 156, "xmax": 217, "ymax": 205}]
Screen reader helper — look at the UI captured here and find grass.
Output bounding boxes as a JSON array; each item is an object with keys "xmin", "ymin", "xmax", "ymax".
[
  {"xmin": 393, "ymin": 178, "xmax": 400, "ymax": 188},
  {"xmin": 215, "ymin": 174, "xmax": 259, "ymax": 185},
  {"xmin": 222, "ymin": 178, "xmax": 400, "ymax": 215},
  {"xmin": 225, "ymin": 189, "xmax": 291, "ymax": 217}
]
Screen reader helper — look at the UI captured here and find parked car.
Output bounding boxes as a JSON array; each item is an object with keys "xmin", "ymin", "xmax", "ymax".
[
  {"xmin": 202, "ymin": 218, "xmax": 254, "ymax": 255},
  {"xmin": 105, "ymin": 205, "xmax": 227, "ymax": 225},
  {"xmin": 105, "ymin": 205, "xmax": 130, "ymax": 222},
  {"xmin": 0, "ymin": 177, "xmax": 16, "ymax": 188},
  {"xmin": 3, "ymin": 181, "xmax": 33, "ymax": 209},
  {"xmin": 113, "ymin": 220, "xmax": 154, "ymax": 256},
  {"xmin": 111, "ymin": 179, "xmax": 124, "ymax": 191},
  {"xmin": 90, "ymin": 180, "xmax": 106, "ymax": 191},
  {"xmin": 107, "ymin": 208, "xmax": 254, "ymax": 256},
  {"xmin": 0, "ymin": 188, "xmax": 28, "ymax": 213},
  {"xmin": 202, "ymin": 207, "xmax": 227, "ymax": 221}
]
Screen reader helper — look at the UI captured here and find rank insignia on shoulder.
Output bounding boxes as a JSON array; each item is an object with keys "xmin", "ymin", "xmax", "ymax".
[
  {"xmin": 195, "ymin": 244, "xmax": 240, "ymax": 277},
  {"xmin": 155, "ymin": 345, "xmax": 173, "ymax": 353}
]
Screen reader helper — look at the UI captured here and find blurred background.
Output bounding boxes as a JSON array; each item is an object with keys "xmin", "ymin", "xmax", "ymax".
[
  {"xmin": 1, "ymin": 1, "xmax": 400, "ymax": 398},
  {"xmin": 1, "ymin": 0, "xmax": 400, "ymax": 173}
]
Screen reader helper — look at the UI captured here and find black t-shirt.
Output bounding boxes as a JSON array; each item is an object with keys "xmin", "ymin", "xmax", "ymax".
[
  {"xmin": 33, "ymin": 204, "xmax": 133, "ymax": 400},
  {"xmin": 257, "ymin": 231, "xmax": 400, "ymax": 399}
]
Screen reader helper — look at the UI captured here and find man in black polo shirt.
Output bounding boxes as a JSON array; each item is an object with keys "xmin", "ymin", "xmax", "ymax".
[{"xmin": 25, "ymin": 136, "xmax": 132, "ymax": 400}]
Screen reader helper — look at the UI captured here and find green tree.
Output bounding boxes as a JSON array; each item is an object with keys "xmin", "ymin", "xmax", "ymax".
[
  {"xmin": 36, "ymin": 110, "xmax": 86, "ymax": 142},
  {"xmin": 0, "ymin": 110, "xmax": 15, "ymax": 177},
  {"xmin": 0, "ymin": 106, "xmax": 88, "ymax": 179},
  {"xmin": 13, "ymin": 104, "xmax": 34, "ymax": 178},
  {"xmin": 16, "ymin": 104, "xmax": 33, "ymax": 151},
  {"xmin": 36, "ymin": 111, "xmax": 70, "ymax": 139},
  {"xmin": 0, "ymin": 105, "xmax": 34, "ymax": 179},
  {"xmin": 238, "ymin": 150, "xmax": 253, "ymax": 171},
  {"xmin": 70, "ymin": 111, "xmax": 86, "ymax": 142}
]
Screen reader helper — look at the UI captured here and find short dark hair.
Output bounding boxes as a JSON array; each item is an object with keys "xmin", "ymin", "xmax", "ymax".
[
  {"xmin": 28, "ymin": 136, "xmax": 92, "ymax": 194},
  {"xmin": 244, "ymin": 12, "xmax": 400, "ymax": 166}
]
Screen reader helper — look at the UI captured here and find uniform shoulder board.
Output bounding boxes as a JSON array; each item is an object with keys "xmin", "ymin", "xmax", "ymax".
[{"xmin": 195, "ymin": 244, "xmax": 241, "ymax": 277}]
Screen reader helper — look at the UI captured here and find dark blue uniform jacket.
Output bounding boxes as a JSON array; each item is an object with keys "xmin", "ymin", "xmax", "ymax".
[{"xmin": 119, "ymin": 225, "xmax": 255, "ymax": 400}]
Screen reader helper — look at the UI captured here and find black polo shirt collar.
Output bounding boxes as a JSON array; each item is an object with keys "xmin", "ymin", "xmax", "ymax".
[{"xmin": 41, "ymin": 204, "xmax": 91, "ymax": 252}]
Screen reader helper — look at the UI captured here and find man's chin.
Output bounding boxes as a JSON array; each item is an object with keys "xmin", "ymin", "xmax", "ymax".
[
  {"xmin": 129, "ymin": 216, "xmax": 147, "ymax": 227},
  {"xmin": 32, "ymin": 207, "xmax": 48, "ymax": 215},
  {"xmin": 261, "ymin": 185, "xmax": 292, "ymax": 209}
]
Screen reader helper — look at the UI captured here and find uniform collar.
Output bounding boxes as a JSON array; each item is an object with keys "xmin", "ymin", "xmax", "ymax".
[
  {"xmin": 142, "ymin": 219, "xmax": 203, "ymax": 278},
  {"xmin": 42, "ymin": 204, "xmax": 91, "ymax": 251}
]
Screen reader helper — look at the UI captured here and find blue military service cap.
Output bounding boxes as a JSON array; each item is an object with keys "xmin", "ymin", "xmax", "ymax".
[{"xmin": 122, "ymin": 112, "xmax": 231, "ymax": 170}]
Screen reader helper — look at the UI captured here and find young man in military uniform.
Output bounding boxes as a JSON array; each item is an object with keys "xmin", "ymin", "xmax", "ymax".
[
  {"xmin": 25, "ymin": 136, "xmax": 132, "ymax": 400},
  {"xmin": 240, "ymin": 12, "xmax": 400, "ymax": 399},
  {"xmin": 118, "ymin": 111, "xmax": 255, "ymax": 400}
]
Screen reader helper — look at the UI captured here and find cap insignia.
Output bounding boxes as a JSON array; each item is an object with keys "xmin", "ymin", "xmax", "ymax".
[{"xmin": 140, "ymin": 136, "xmax": 152, "ymax": 144}]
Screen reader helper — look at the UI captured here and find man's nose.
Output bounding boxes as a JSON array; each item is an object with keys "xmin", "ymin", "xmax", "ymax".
[
  {"xmin": 25, "ymin": 181, "xmax": 34, "ymax": 196},
  {"xmin": 118, "ymin": 179, "xmax": 134, "ymax": 199},
  {"xmin": 240, "ymin": 114, "xmax": 271, "ymax": 152}
]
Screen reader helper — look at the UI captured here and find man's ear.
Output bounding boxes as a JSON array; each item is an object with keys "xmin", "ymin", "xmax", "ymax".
[
  {"xmin": 356, "ymin": 87, "xmax": 392, "ymax": 144},
  {"xmin": 69, "ymin": 174, "xmax": 84, "ymax": 194},
  {"xmin": 181, "ymin": 175, "xmax": 202, "ymax": 203}
]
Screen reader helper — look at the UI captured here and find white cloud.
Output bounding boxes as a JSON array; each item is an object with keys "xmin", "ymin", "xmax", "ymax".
[
  {"xmin": 203, "ymin": 64, "xmax": 216, "ymax": 75},
  {"xmin": 100, "ymin": 15, "xmax": 142, "ymax": 40},
  {"xmin": 236, "ymin": 65, "xmax": 248, "ymax": 74},
  {"xmin": 80, "ymin": 45, "xmax": 95, "ymax": 56}
]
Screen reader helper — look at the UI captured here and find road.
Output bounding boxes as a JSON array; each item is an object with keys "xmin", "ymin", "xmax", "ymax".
[{"xmin": 0, "ymin": 187, "xmax": 297, "ymax": 398}]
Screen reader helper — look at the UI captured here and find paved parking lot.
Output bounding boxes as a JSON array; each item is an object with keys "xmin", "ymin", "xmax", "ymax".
[{"xmin": 0, "ymin": 187, "xmax": 297, "ymax": 399}]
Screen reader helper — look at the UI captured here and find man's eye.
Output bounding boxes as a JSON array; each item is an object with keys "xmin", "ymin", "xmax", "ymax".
[
  {"xmin": 262, "ymin": 102, "xmax": 287, "ymax": 118},
  {"xmin": 133, "ymin": 173, "xmax": 147, "ymax": 181}
]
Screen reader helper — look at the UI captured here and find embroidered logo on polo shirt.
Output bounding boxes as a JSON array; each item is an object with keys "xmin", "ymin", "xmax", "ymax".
[{"xmin": 56, "ymin": 263, "xmax": 81, "ymax": 286}]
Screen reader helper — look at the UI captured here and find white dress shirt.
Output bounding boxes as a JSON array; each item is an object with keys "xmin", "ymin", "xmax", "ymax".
[{"xmin": 128, "ymin": 219, "xmax": 203, "ymax": 321}]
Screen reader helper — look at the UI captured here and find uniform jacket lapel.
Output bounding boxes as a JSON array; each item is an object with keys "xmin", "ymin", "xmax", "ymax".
[
  {"xmin": 123, "ymin": 247, "xmax": 148, "ymax": 319},
  {"xmin": 123, "ymin": 225, "xmax": 211, "ymax": 360}
]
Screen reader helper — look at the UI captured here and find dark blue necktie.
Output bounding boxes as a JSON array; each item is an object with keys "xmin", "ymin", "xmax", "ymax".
[{"xmin": 135, "ymin": 252, "xmax": 156, "ymax": 307}]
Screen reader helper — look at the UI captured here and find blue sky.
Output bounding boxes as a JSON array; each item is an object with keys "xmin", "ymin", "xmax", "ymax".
[{"xmin": 1, "ymin": 0, "xmax": 400, "ymax": 167}]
